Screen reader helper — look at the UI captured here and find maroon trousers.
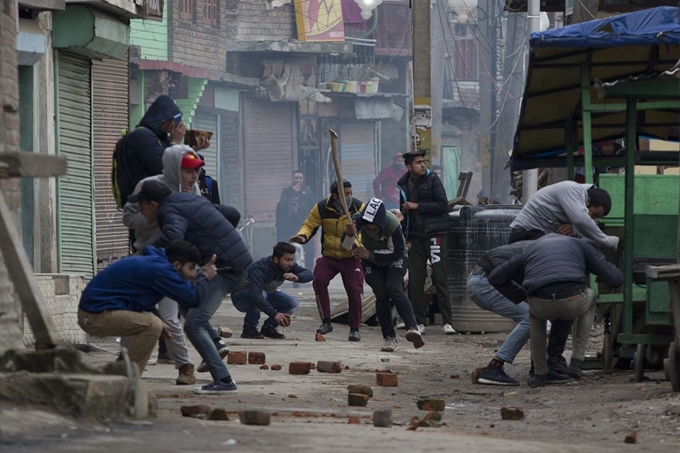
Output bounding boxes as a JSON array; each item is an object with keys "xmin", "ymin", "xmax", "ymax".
[{"xmin": 313, "ymin": 256, "xmax": 364, "ymax": 329}]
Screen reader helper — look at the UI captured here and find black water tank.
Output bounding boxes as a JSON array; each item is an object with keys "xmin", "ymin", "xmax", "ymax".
[{"xmin": 448, "ymin": 205, "xmax": 522, "ymax": 333}]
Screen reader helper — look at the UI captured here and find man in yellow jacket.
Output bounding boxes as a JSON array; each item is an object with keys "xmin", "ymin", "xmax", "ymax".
[{"xmin": 290, "ymin": 180, "xmax": 365, "ymax": 341}]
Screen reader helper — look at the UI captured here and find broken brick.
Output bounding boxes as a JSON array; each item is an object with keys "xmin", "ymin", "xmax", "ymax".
[
  {"xmin": 624, "ymin": 432, "xmax": 637, "ymax": 444},
  {"xmin": 344, "ymin": 366, "xmax": 350, "ymax": 370},
  {"xmin": 271, "ymin": 364, "xmax": 282, "ymax": 371},
  {"xmin": 347, "ymin": 384, "xmax": 373, "ymax": 398},
  {"xmin": 208, "ymin": 408, "xmax": 229, "ymax": 421},
  {"xmin": 417, "ymin": 398, "xmax": 446, "ymax": 411},
  {"xmin": 289, "ymin": 361, "xmax": 312, "ymax": 375},
  {"xmin": 288, "ymin": 394, "xmax": 297, "ymax": 399},
  {"xmin": 240, "ymin": 410, "xmax": 271, "ymax": 426},
  {"xmin": 500, "ymin": 407, "xmax": 525, "ymax": 421},
  {"xmin": 317, "ymin": 361, "xmax": 342, "ymax": 373},
  {"xmin": 376, "ymin": 372, "xmax": 398, "ymax": 387},
  {"xmin": 450, "ymin": 374, "xmax": 460, "ymax": 379},
  {"xmin": 227, "ymin": 351, "xmax": 247, "ymax": 365},
  {"xmin": 310, "ymin": 363, "xmax": 317, "ymax": 370},
  {"xmin": 260, "ymin": 365, "xmax": 269, "ymax": 370},
  {"xmin": 248, "ymin": 352, "xmax": 266, "ymax": 365},
  {"xmin": 181, "ymin": 405, "xmax": 212, "ymax": 418},
  {"xmin": 219, "ymin": 327, "xmax": 233, "ymax": 338},
  {"xmin": 315, "ymin": 332, "xmax": 326, "ymax": 342},
  {"xmin": 348, "ymin": 393, "xmax": 370, "ymax": 407},
  {"xmin": 348, "ymin": 416, "xmax": 360, "ymax": 424}
]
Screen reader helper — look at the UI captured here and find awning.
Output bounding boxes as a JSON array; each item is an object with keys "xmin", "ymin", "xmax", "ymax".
[{"xmin": 512, "ymin": 7, "xmax": 680, "ymax": 170}]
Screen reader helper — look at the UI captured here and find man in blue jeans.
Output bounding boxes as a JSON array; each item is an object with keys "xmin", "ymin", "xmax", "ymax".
[
  {"xmin": 133, "ymin": 180, "xmax": 252, "ymax": 394},
  {"xmin": 232, "ymin": 242, "xmax": 313, "ymax": 340},
  {"xmin": 468, "ymin": 241, "xmax": 572, "ymax": 386}
]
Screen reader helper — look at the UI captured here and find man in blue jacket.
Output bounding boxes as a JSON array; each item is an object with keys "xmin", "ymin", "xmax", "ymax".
[
  {"xmin": 132, "ymin": 180, "xmax": 252, "ymax": 394},
  {"xmin": 78, "ymin": 240, "xmax": 214, "ymax": 376},
  {"xmin": 231, "ymin": 242, "xmax": 313, "ymax": 340}
]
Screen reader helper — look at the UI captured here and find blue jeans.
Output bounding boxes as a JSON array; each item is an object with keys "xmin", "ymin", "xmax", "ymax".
[
  {"xmin": 231, "ymin": 288, "xmax": 299, "ymax": 330},
  {"xmin": 467, "ymin": 272, "xmax": 530, "ymax": 364},
  {"xmin": 184, "ymin": 270, "xmax": 245, "ymax": 382}
]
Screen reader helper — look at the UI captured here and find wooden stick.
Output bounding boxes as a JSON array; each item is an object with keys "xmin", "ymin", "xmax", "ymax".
[{"xmin": 328, "ymin": 129, "xmax": 350, "ymax": 217}]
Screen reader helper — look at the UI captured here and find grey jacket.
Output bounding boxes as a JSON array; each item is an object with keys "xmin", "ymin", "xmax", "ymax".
[
  {"xmin": 509, "ymin": 181, "xmax": 618, "ymax": 250},
  {"xmin": 122, "ymin": 145, "xmax": 201, "ymax": 251}
]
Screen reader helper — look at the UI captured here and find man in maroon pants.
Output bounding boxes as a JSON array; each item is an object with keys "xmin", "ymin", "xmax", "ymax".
[{"xmin": 290, "ymin": 180, "xmax": 365, "ymax": 341}]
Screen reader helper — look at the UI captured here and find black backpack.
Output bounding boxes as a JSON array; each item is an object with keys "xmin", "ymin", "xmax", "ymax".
[{"xmin": 111, "ymin": 130, "xmax": 135, "ymax": 210}]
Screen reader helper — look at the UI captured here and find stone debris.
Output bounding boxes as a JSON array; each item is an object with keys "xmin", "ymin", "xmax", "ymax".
[
  {"xmin": 218, "ymin": 327, "xmax": 233, "ymax": 339},
  {"xmin": 181, "ymin": 405, "xmax": 212, "ymax": 418},
  {"xmin": 315, "ymin": 332, "xmax": 326, "ymax": 342},
  {"xmin": 271, "ymin": 364, "xmax": 282, "ymax": 371},
  {"xmin": 348, "ymin": 393, "xmax": 370, "ymax": 407},
  {"xmin": 348, "ymin": 416, "xmax": 361, "ymax": 424},
  {"xmin": 240, "ymin": 410, "xmax": 271, "ymax": 426},
  {"xmin": 417, "ymin": 398, "xmax": 445, "ymax": 412},
  {"xmin": 208, "ymin": 408, "xmax": 229, "ymax": 421},
  {"xmin": 376, "ymin": 372, "xmax": 398, "ymax": 387},
  {"xmin": 248, "ymin": 352, "xmax": 266, "ymax": 365},
  {"xmin": 227, "ymin": 351, "xmax": 247, "ymax": 365},
  {"xmin": 407, "ymin": 411, "xmax": 442, "ymax": 430},
  {"xmin": 347, "ymin": 384, "xmax": 373, "ymax": 398},
  {"xmin": 500, "ymin": 407, "xmax": 525, "ymax": 421},
  {"xmin": 317, "ymin": 361, "xmax": 342, "ymax": 373},
  {"xmin": 289, "ymin": 361, "xmax": 312, "ymax": 375},
  {"xmin": 624, "ymin": 431, "xmax": 637, "ymax": 444},
  {"xmin": 260, "ymin": 365, "xmax": 269, "ymax": 370},
  {"xmin": 372, "ymin": 409, "xmax": 392, "ymax": 428},
  {"xmin": 450, "ymin": 374, "xmax": 460, "ymax": 379}
]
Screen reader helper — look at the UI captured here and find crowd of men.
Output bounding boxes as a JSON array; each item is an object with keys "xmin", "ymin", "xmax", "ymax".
[{"xmin": 77, "ymin": 95, "xmax": 625, "ymax": 394}]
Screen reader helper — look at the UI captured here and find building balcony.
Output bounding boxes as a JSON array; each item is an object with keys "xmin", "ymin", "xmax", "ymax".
[{"xmin": 65, "ymin": 0, "xmax": 148, "ymax": 19}]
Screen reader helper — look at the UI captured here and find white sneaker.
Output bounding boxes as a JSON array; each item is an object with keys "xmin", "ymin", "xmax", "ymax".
[
  {"xmin": 417, "ymin": 324, "xmax": 426, "ymax": 335},
  {"xmin": 443, "ymin": 323, "xmax": 456, "ymax": 335},
  {"xmin": 405, "ymin": 328, "xmax": 425, "ymax": 349},
  {"xmin": 381, "ymin": 337, "xmax": 398, "ymax": 352}
]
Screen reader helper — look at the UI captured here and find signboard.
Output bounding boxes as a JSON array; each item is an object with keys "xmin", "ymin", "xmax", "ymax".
[{"xmin": 294, "ymin": 0, "xmax": 345, "ymax": 42}]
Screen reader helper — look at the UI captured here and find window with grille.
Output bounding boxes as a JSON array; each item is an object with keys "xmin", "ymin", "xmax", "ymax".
[
  {"xmin": 179, "ymin": 0, "xmax": 193, "ymax": 18},
  {"xmin": 204, "ymin": 0, "xmax": 218, "ymax": 26},
  {"xmin": 452, "ymin": 37, "xmax": 478, "ymax": 80}
]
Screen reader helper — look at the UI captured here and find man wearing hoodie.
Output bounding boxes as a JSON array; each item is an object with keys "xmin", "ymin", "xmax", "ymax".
[
  {"xmin": 78, "ymin": 240, "xmax": 215, "ymax": 376},
  {"xmin": 344, "ymin": 198, "xmax": 424, "ymax": 352},
  {"xmin": 123, "ymin": 145, "xmax": 228, "ymax": 386},
  {"xmin": 132, "ymin": 180, "xmax": 253, "ymax": 394},
  {"xmin": 397, "ymin": 151, "xmax": 455, "ymax": 336}
]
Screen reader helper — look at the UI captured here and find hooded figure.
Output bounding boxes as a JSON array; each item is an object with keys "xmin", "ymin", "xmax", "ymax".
[
  {"xmin": 124, "ymin": 95, "xmax": 182, "ymax": 185},
  {"xmin": 343, "ymin": 198, "xmax": 424, "ymax": 352}
]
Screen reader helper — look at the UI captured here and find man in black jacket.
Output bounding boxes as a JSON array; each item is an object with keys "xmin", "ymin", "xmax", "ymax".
[
  {"xmin": 276, "ymin": 171, "xmax": 314, "ymax": 267},
  {"xmin": 489, "ymin": 234, "xmax": 624, "ymax": 387},
  {"xmin": 132, "ymin": 180, "xmax": 252, "ymax": 394},
  {"xmin": 231, "ymin": 242, "xmax": 313, "ymax": 340},
  {"xmin": 397, "ymin": 151, "xmax": 454, "ymax": 335}
]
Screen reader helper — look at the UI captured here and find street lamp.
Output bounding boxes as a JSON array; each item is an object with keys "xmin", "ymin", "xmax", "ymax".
[
  {"xmin": 354, "ymin": 0, "xmax": 383, "ymax": 20},
  {"xmin": 448, "ymin": 0, "xmax": 478, "ymax": 24}
]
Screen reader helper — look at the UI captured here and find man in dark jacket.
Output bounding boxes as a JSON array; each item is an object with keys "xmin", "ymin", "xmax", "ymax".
[
  {"xmin": 276, "ymin": 170, "xmax": 314, "ymax": 267},
  {"xmin": 397, "ymin": 151, "xmax": 454, "ymax": 335},
  {"xmin": 131, "ymin": 180, "xmax": 252, "ymax": 394},
  {"xmin": 231, "ymin": 242, "xmax": 313, "ymax": 340},
  {"xmin": 344, "ymin": 198, "xmax": 424, "ymax": 352},
  {"xmin": 78, "ymin": 240, "xmax": 214, "ymax": 376},
  {"xmin": 489, "ymin": 234, "xmax": 624, "ymax": 387}
]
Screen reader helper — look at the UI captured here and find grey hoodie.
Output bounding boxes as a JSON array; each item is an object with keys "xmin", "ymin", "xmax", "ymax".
[{"xmin": 123, "ymin": 145, "xmax": 202, "ymax": 251}]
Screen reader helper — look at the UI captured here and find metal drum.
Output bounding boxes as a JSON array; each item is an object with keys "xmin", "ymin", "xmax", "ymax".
[{"xmin": 448, "ymin": 205, "xmax": 522, "ymax": 333}]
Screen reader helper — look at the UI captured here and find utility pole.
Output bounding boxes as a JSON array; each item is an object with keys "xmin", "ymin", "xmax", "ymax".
[
  {"xmin": 522, "ymin": 0, "xmax": 540, "ymax": 202},
  {"xmin": 479, "ymin": 0, "xmax": 494, "ymax": 197},
  {"xmin": 430, "ymin": 0, "xmax": 446, "ymax": 168},
  {"xmin": 412, "ymin": 0, "xmax": 433, "ymax": 167}
]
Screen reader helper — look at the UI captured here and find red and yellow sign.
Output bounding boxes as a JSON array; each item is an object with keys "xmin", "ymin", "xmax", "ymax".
[{"xmin": 294, "ymin": 0, "xmax": 345, "ymax": 42}]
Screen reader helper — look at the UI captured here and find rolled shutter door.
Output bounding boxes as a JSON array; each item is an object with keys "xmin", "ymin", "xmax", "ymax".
[
  {"xmin": 92, "ymin": 55, "xmax": 129, "ymax": 271},
  {"xmin": 57, "ymin": 50, "xmax": 95, "ymax": 276},
  {"xmin": 340, "ymin": 122, "xmax": 377, "ymax": 205},
  {"xmin": 191, "ymin": 111, "xmax": 219, "ymax": 180},
  {"xmin": 244, "ymin": 98, "xmax": 294, "ymax": 221}
]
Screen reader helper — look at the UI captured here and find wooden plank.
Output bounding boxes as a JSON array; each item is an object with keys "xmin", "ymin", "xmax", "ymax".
[
  {"xmin": 0, "ymin": 192, "xmax": 59, "ymax": 349},
  {"xmin": 0, "ymin": 152, "xmax": 67, "ymax": 178}
]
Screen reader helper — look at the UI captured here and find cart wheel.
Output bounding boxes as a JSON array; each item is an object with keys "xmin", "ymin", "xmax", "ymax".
[
  {"xmin": 634, "ymin": 343, "xmax": 645, "ymax": 383},
  {"xmin": 602, "ymin": 333, "xmax": 613, "ymax": 373},
  {"xmin": 669, "ymin": 341, "xmax": 680, "ymax": 392}
]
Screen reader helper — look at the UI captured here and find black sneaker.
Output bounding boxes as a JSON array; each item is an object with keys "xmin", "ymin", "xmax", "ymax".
[
  {"xmin": 546, "ymin": 369, "xmax": 570, "ymax": 384},
  {"xmin": 527, "ymin": 374, "xmax": 547, "ymax": 388},
  {"xmin": 261, "ymin": 326, "xmax": 286, "ymax": 340},
  {"xmin": 477, "ymin": 367, "xmax": 520, "ymax": 386},
  {"xmin": 317, "ymin": 323, "xmax": 333, "ymax": 335},
  {"xmin": 241, "ymin": 327, "xmax": 264, "ymax": 339},
  {"xmin": 348, "ymin": 329, "xmax": 361, "ymax": 342},
  {"xmin": 548, "ymin": 355, "xmax": 581, "ymax": 379}
]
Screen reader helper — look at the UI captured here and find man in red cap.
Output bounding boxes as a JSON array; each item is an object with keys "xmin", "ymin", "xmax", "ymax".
[{"xmin": 372, "ymin": 152, "xmax": 406, "ymax": 210}]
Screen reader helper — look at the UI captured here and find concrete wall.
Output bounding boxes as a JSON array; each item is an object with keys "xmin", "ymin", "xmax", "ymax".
[
  {"xmin": 234, "ymin": 0, "xmax": 295, "ymax": 41},
  {"xmin": 130, "ymin": 1, "xmax": 168, "ymax": 60}
]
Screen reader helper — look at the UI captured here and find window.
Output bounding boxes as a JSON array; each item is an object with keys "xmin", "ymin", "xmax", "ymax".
[
  {"xmin": 179, "ymin": 0, "xmax": 193, "ymax": 18},
  {"xmin": 452, "ymin": 37, "xmax": 478, "ymax": 81},
  {"xmin": 204, "ymin": 0, "xmax": 218, "ymax": 27}
]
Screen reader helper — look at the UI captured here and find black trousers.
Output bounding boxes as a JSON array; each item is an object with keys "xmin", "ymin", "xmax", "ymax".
[
  {"xmin": 408, "ymin": 234, "xmax": 452, "ymax": 325},
  {"xmin": 363, "ymin": 257, "xmax": 418, "ymax": 339}
]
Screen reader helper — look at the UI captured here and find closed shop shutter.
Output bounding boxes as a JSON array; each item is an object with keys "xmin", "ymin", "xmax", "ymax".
[
  {"xmin": 56, "ymin": 50, "xmax": 94, "ymax": 276},
  {"xmin": 191, "ymin": 111, "xmax": 219, "ymax": 181},
  {"xmin": 92, "ymin": 55, "xmax": 129, "ymax": 271},
  {"xmin": 244, "ymin": 98, "xmax": 294, "ymax": 221},
  {"xmin": 340, "ymin": 122, "xmax": 377, "ymax": 204},
  {"xmin": 220, "ymin": 113, "xmax": 243, "ymax": 212}
]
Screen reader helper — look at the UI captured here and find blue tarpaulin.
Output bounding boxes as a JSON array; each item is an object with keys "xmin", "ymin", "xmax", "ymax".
[{"xmin": 530, "ymin": 6, "xmax": 680, "ymax": 49}]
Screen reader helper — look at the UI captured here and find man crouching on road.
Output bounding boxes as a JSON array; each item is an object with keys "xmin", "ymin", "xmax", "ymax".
[
  {"xmin": 231, "ymin": 242, "xmax": 313, "ymax": 340},
  {"xmin": 78, "ymin": 240, "xmax": 216, "ymax": 376}
]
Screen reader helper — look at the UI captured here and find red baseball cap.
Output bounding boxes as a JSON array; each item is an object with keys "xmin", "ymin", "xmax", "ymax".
[{"xmin": 181, "ymin": 153, "xmax": 205, "ymax": 169}]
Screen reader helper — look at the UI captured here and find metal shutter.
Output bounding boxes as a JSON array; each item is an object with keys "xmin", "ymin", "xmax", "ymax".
[
  {"xmin": 92, "ymin": 55, "xmax": 129, "ymax": 271},
  {"xmin": 191, "ymin": 111, "xmax": 219, "ymax": 180},
  {"xmin": 56, "ymin": 50, "xmax": 95, "ymax": 277},
  {"xmin": 220, "ymin": 113, "xmax": 243, "ymax": 212},
  {"xmin": 244, "ymin": 98, "xmax": 294, "ymax": 221},
  {"xmin": 340, "ymin": 122, "xmax": 377, "ymax": 204}
]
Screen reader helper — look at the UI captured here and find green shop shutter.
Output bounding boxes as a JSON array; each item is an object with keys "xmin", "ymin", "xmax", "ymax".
[
  {"xmin": 340, "ymin": 122, "xmax": 378, "ymax": 204},
  {"xmin": 191, "ymin": 111, "xmax": 219, "ymax": 181},
  {"xmin": 57, "ymin": 50, "xmax": 95, "ymax": 277},
  {"xmin": 92, "ymin": 55, "xmax": 129, "ymax": 271}
]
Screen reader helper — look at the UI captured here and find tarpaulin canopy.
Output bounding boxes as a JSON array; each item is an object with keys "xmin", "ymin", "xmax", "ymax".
[{"xmin": 512, "ymin": 6, "xmax": 680, "ymax": 170}]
